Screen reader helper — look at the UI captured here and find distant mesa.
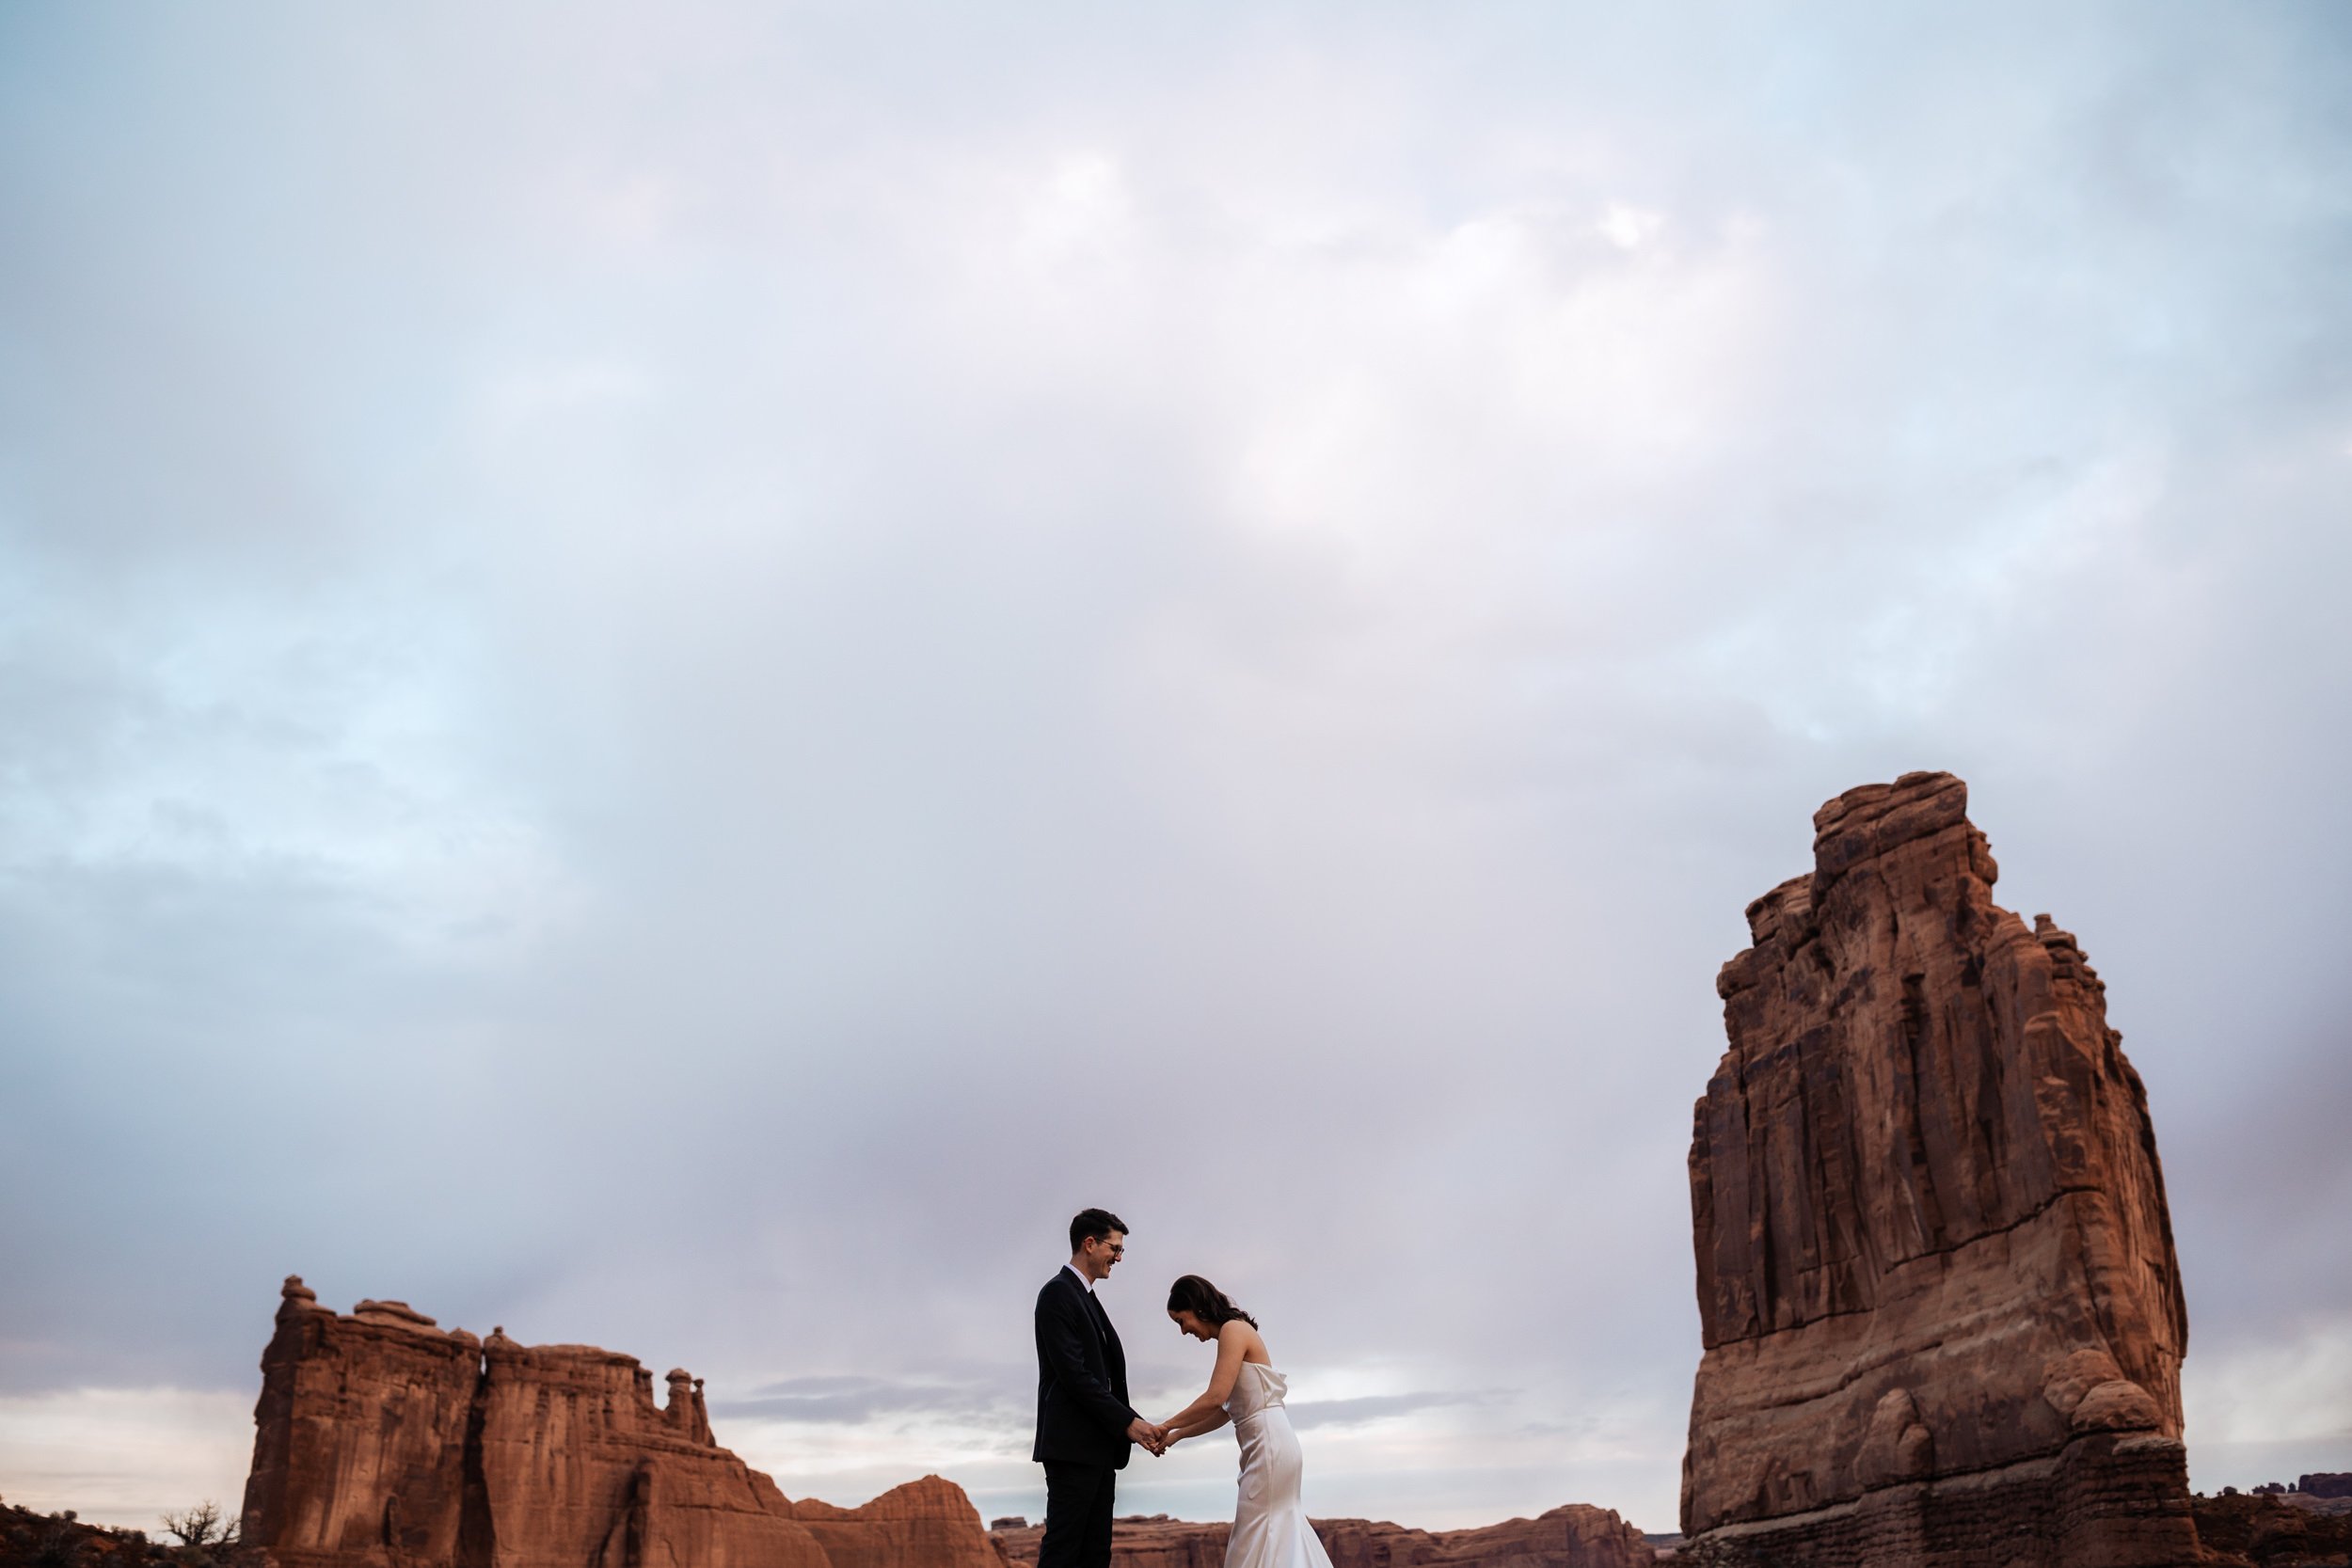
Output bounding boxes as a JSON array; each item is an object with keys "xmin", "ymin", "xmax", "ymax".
[
  {"xmin": 240, "ymin": 1275, "xmax": 995, "ymax": 1568},
  {"xmin": 1677, "ymin": 772, "xmax": 2198, "ymax": 1566},
  {"xmin": 989, "ymin": 1505, "xmax": 1652, "ymax": 1568}
]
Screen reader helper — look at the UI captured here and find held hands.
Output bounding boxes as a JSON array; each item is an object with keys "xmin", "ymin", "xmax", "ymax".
[{"xmin": 1127, "ymin": 1417, "xmax": 1176, "ymax": 1456}]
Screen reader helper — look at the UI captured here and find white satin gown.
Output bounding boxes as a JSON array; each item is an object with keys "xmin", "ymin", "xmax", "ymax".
[{"xmin": 1223, "ymin": 1362, "xmax": 1335, "ymax": 1568}]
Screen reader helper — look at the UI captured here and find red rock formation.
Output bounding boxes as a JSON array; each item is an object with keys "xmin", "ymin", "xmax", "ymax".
[
  {"xmin": 2191, "ymin": 1491, "xmax": 2352, "ymax": 1566},
  {"xmin": 993, "ymin": 1515, "xmax": 1228, "ymax": 1568},
  {"xmin": 1310, "ymin": 1507, "xmax": 1653, "ymax": 1568},
  {"xmin": 466, "ymin": 1328, "xmax": 820, "ymax": 1568},
  {"xmin": 792, "ymin": 1477, "xmax": 1003, "ymax": 1568},
  {"xmin": 241, "ymin": 1285, "xmax": 488, "ymax": 1566},
  {"xmin": 1680, "ymin": 772, "xmax": 2198, "ymax": 1566},
  {"xmin": 988, "ymin": 1505, "xmax": 1651, "ymax": 1568},
  {"xmin": 240, "ymin": 1277, "xmax": 990, "ymax": 1568}
]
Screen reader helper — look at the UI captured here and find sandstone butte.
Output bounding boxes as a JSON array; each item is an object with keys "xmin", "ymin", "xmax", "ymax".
[
  {"xmin": 1679, "ymin": 771, "xmax": 2197, "ymax": 1567},
  {"xmin": 239, "ymin": 1277, "xmax": 1000, "ymax": 1568},
  {"xmin": 989, "ymin": 1506, "xmax": 1654, "ymax": 1568}
]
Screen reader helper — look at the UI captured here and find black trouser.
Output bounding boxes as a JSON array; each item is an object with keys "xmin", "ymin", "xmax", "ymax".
[{"xmin": 1038, "ymin": 1461, "xmax": 1116, "ymax": 1568}]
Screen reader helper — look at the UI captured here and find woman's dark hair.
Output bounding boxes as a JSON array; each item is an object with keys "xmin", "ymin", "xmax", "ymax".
[{"xmin": 1167, "ymin": 1274, "xmax": 1258, "ymax": 1329}]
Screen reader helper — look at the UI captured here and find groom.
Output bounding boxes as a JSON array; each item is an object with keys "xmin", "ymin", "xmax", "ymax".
[{"xmin": 1034, "ymin": 1208, "xmax": 1166, "ymax": 1568}]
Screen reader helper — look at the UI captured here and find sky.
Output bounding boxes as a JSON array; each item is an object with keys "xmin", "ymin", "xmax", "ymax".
[{"xmin": 2, "ymin": 0, "xmax": 2349, "ymax": 1540}]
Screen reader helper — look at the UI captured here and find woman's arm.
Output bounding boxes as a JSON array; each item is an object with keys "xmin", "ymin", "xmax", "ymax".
[
  {"xmin": 1165, "ymin": 1406, "xmax": 1231, "ymax": 1444},
  {"xmin": 1160, "ymin": 1323, "xmax": 1256, "ymax": 1434}
]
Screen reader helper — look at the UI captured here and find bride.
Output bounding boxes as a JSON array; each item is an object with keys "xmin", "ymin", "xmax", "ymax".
[{"xmin": 1156, "ymin": 1275, "xmax": 1335, "ymax": 1568}]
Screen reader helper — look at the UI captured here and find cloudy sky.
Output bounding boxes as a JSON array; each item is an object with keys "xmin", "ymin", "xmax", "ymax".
[{"xmin": 3, "ymin": 0, "xmax": 2349, "ymax": 1539}]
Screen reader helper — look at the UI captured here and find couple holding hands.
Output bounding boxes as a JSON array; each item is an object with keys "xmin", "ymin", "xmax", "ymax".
[{"xmin": 1032, "ymin": 1208, "xmax": 1333, "ymax": 1568}]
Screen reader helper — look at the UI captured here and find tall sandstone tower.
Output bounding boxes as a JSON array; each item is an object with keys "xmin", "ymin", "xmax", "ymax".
[{"xmin": 1680, "ymin": 773, "xmax": 2198, "ymax": 1566}]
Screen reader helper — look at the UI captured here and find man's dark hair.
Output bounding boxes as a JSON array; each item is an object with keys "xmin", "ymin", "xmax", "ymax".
[{"xmin": 1069, "ymin": 1208, "xmax": 1127, "ymax": 1254}]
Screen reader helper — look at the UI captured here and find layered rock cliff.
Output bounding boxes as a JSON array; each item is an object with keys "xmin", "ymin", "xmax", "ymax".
[
  {"xmin": 989, "ymin": 1505, "xmax": 1653, "ymax": 1568},
  {"xmin": 240, "ymin": 1278, "xmax": 994, "ymax": 1568},
  {"xmin": 1680, "ymin": 772, "xmax": 2198, "ymax": 1566}
]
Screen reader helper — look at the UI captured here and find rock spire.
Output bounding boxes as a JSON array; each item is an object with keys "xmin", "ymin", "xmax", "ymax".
[{"xmin": 1680, "ymin": 772, "xmax": 2197, "ymax": 1566}]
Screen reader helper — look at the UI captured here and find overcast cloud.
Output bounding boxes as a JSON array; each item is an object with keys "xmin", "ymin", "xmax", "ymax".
[{"xmin": 3, "ymin": 0, "xmax": 2349, "ymax": 1538}]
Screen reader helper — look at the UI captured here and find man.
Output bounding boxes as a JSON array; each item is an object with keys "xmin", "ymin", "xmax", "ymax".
[{"xmin": 1034, "ymin": 1208, "xmax": 1164, "ymax": 1568}]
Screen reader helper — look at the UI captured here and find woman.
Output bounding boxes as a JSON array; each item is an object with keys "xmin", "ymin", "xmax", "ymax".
[{"xmin": 1156, "ymin": 1275, "xmax": 1335, "ymax": 1568}]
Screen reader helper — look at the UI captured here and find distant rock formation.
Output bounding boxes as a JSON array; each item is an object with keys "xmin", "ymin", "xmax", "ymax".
[
  {"xmin": 2192, "ymin": 1490, "xmax": 2352, "ymax": 1565},
  {"xmin": 2300, "ymin": 1473, "xmax": 2352, "ymax": 1499},
  {"xmin": 240, "ymin": 1277, "xmax": 995, "ymax": 1568},
  {"xmin": 992, "ymin": 1516, "xmax": 1225, "ymax": 1568},
  {"xmin": 796, "ymin": 1478, "xmax": 1005, "ymax": 1568},
  {"xmin": 989, "ymin": 1505, "xmax": 1652, "ymax": 1568},
  {"xmin": 1679, "ymin": 773, "xmax": 2198, "ymax": 1566},
  {"xmin": 1312, "ymin": 1508, "xmax": 1653, "ymax": 1568}
]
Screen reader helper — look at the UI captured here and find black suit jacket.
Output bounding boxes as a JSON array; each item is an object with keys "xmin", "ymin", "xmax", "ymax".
[{"xmin": 1032, "ymin": 1268, "xmax": 1138, "ymax": 1467}]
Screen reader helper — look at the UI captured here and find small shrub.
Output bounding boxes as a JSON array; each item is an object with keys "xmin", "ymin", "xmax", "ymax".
[{"xmin": 158, "ymin": 1505, "xmax": 235, "ymax": 1551}]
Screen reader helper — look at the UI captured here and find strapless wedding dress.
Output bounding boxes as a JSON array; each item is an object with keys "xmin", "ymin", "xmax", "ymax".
[{"xmin": 1223, "ymin": 1363, "xmax": 1334, "ymax": 1568}]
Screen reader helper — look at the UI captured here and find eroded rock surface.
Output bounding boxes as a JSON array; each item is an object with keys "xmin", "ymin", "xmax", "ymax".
[
  {"xmin": 794, "ymin": 1477, "xmax": 1003, "ymax": 1568},
  {"xmin": 1680, "ymin": 772, "xmax": 2197, "ymax": 1566},
  {"xmin": 240, "ymin": 1276, "xmax": 990, "ymax": 1568},
  {"xmin": 2192, "ymin": 1491, "xmax": 2352, "ymax": 1566},
  {"xmin": 989, "ymin": 1505, "xmax": 1651, "ymax": 1568}
]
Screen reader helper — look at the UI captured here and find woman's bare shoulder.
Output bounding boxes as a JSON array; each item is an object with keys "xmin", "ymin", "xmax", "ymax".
[{"xmin": 1219, "ymin": 1319, "xmax": 1271, "ymax": 1361}]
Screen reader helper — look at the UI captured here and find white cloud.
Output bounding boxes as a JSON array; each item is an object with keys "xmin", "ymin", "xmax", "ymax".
[
  {"xmin": 2186, "ymin": 1317, "xmax": 2352, "ymax": 1448},
  {"xmin": 1013, "ymin": 152, "xmax": 1140, "ymax": 269},
  {"xmin": 0, "ymin": 1389, "xmax": 252, "ymax": 1532},
  {"xmin": 1595, "ymin": 202, "xmax": 1661, "ymax": 250}
]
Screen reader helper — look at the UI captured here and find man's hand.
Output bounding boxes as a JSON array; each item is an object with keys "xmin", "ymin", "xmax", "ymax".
[{"xmin": 1127, "ymin": 1417, "xmax": 1169, "ymax": 1455}]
